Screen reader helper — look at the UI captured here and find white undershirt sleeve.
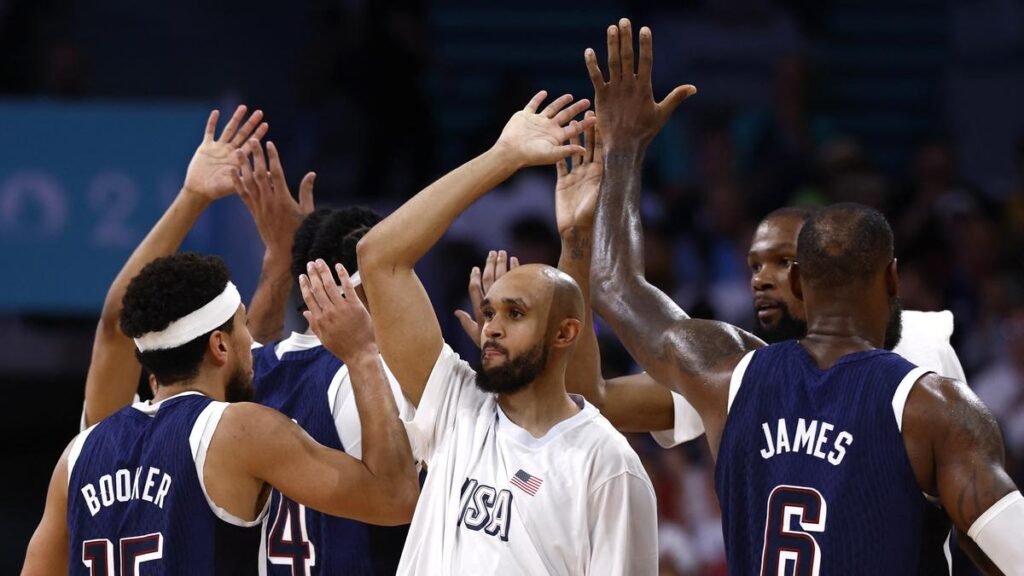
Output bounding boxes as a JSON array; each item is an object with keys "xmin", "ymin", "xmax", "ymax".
[
  {"xmin": 967, "ymin": 491, "xmax": 1024, "ymax": 575},
  {"xmin": 650, "ymin": 392, "xmax": 705, "ymax": 448},
  {"xmin": 587, "ymin": 473, "xmax": 659, "ymax": 576}
]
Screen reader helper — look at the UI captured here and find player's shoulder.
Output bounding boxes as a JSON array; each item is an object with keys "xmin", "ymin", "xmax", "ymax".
[{"xmin": 575, "ymin": 404, "xmax": 649, "ymax": 479}]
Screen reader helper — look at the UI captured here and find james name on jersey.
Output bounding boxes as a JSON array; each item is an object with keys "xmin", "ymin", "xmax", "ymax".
[
  {"xmin": 80, "ymin": 466, "xmax": 173, "ymax": 516},
  {"xmin": 759, "ymin": 417, "xmax": 854, "ymax": 466},
  {"xmin": 457, "ymin": 477, "xmax": 512, "ymax": 542}
]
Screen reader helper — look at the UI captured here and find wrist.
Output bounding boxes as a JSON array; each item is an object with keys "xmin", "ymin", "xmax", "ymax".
[
  {"xmin": 488, "ymin": 139, "xmax": 525, "ymax": 170},
  {"xmin": 262, "ymin": 248, "xmax": 293, "ymax": 271},
  {"xmin": 345, "ymin": 345, "xmax": 382, "ymax": 366}
]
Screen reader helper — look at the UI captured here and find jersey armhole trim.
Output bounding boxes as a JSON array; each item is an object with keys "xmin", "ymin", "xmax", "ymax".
[
  {"xmin": 190, "ymin": 402, "xmax": 269, "ymax": 527},
  {"xmin": 67, "ymin": 425, "xmax": 98, "ymax": 487},
  {"xmin": 891, "ymin": 366, "xmax": 930, "ymax": 432},
  {"xmin": 727, "ymin": 350, "xmax": 757, "ymax": 415}
]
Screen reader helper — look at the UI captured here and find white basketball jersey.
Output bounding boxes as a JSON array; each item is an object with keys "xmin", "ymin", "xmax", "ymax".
[{"xmin": 398, "ymin": 344, "xmax": 657, "ymax": 575}]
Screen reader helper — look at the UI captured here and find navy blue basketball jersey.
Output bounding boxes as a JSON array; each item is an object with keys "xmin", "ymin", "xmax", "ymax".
[
  {"xmin": 67, "ymin": 392, "xmax": 261, "ymax": 575},
  {"xmin": 715, "ymin": 341, "xmax": 951, "ymax": 575},
  {"xmin": 253, "ymin": 336, "xmax": 407, "ymax": 576}
]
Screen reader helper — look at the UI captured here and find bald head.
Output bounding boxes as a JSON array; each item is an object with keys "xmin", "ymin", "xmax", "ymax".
[
  {"xmin": 498, "ymin": 264, "xmax": 585, "ymax": 324},
  {"xmin": 797, "ymin": 203, "xmax": 893, "ymax": 289}
]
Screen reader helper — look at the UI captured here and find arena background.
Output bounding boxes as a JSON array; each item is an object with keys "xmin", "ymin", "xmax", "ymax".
[{"xmin": 2, "ymin": 0, "xmax": 1023, "ymax": 573}]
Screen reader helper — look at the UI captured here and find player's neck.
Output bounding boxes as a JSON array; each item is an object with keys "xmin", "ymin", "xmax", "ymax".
[
  {"xmin": 496, "ymin": 369, "xmax": 580, "ymax": 438},
  {"xmin": 801, "ymin": 309, "xmax": 885, "ymax": 369},
  {"xmin": 151, "ymin": 371, "xmax": 226, "ymax": 403}
]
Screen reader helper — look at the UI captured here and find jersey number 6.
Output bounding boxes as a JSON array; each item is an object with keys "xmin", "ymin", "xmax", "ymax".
[{"xmin": 760, "ymin": 485, "xmax": 827, "ymax": 576}]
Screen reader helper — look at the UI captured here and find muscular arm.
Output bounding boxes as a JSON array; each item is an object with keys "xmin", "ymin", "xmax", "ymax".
[
  {"xmin": 903, "ymin": 375, "xmax": 1019, "ymax": 573},
  {"xmin": 359, "ymin": 92, "xmax": 592, "ymax": 406},
  {"xmin": 21, "ymin": 442, "xmax": 71, "ymax": 575},
  {"xmin": 247, "ymin": 253, "xmax": 294, "ymax": 344},
  {"xmin": 586, "ymin": 21, "xmax": 760, "ymax": 433},
  {"xmin": 84, "ymin": 107, "xmax": 267, "ymax": 426},
  {"xmin": 217, "ymin": 402, "xmax": 417, "ymax": 526}
]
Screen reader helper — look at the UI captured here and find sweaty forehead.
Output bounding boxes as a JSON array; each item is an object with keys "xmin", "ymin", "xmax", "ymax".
[{"xmin": 750, "ymin": 216, "xmax": 803, "ymax": 255}]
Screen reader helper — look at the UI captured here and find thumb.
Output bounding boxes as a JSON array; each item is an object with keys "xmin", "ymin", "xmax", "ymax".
[
  {"xmin": 299, "ymin": 172, "xmax": 316, "ymax": 213},
  {"xmin": 657, "ymin": 84, "xmax": 697, "ymax": 119},
  {"xmin": 454, "ymin": 310, "xmax": 481, "ymax": 348}
]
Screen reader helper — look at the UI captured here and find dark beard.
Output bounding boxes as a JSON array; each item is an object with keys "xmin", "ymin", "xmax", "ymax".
[
  {"xmin": 753, "ymin": 304, "xmax": 808, "ymax": 344},
  {"xmin": 476, "ymin": 342, "xmax": 548, "ymax": 394},
  {"xmin": 225, "ymin": 366, "xmax": 253, "ymax": 403},
  {"xmin": 883, "ymin": 297, "xmax": 904, "ymax": 351}
]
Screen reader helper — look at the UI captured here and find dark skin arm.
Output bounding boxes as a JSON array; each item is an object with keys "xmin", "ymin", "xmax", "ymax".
[
  {"xmin": 586, "ymin": 19, "xmax": 762, "ymax": 452},
  {"xmin": 903, "ymin": 374, "xmax": 1017, "ymax": 574},
  {"xmin": 234, "ymin": 141, "xmax": 315, "ymax": 345},
  {"xmin": 21, "ymin": 442, "xmax": 71, "ymax": 575}
]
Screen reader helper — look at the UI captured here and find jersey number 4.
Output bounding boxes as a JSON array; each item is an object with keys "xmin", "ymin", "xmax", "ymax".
[
  {"xmin": 82, "ymin": 532, "xmax": 163, "ymax": 576},
  {"xmin": 267, "ymin": 495, "xmax": 316, "ymax": 575},
  {"xmin": 760, "ymin": 485, "xmax": 828, "ymax": 576}
]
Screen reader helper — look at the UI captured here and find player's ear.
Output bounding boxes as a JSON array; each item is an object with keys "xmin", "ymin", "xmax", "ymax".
[
  {"xmin": 885, "ymin": 258, "xmax": 898, "ymax": 297},
  {"xmin": 552, "ymin": 318, "xmax": 582, "ymax": 349},
  {"xmin": 209, "ymin": 331, "xmax": 229, "ymax": 365},
  {"xmin": 789, "ymin": 261, "xmax": 804, "ymax": 301}
]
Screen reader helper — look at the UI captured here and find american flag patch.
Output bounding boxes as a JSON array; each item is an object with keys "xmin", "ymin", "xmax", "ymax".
[{"xmin": 510, "ymin": 469, "xmax": 543, "ymax": 495}]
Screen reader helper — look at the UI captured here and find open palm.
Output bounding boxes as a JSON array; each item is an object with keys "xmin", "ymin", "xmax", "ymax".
[
  {"xmin": 495, "ymin": 91, "xmax": 596, "ymax": 168},
  {"xmin": 184, "ymin": 106, "xmax": 268, "ymax": 201},
  {"xmin": 555, "ymin": 112, "xmax": 603, "ymax": 234}
]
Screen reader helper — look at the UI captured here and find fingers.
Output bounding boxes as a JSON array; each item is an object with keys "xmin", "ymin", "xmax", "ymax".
[
  {"xmin": 467, "ymin": 265, "xmax": 484, "ymax": 317},
  {"xmin": 592, "ymin": 122, "xmax": 604, "ymax": 164},
  {"xmin": 250, "ymin": 139, "xmax": 271, "ymax": 190},
  {"xmin": 556, "ymin": 156, "xmax": 569, "ymax": 180},
  {"xmin": 232, "ymin": 169, "xmax": 253, "ymax": 211},
  {"xmin": 553, "ymin": 98, "xmax": 591, "ymax": 125},
  {"xmin": 540, "ymin": 94, "xmax": 573, "ymax": 119},
  {"xmin": 481, "ymin": 251, "xmax": 497, "ymax": 293},
  {"xmin": 572, "ymin": 129, "xmax": 584, "ymax": 170},
  {"xmin": 304, "ymin": 260, "xmax": 337, "ymax": 312},
  {"xmin": 335, "ymin": 263, "xmax": 357, "ymax": 303},
  {"xmin": 251, "ymin": 121, "xmax": 270, "ymax": 143},
  {"xmin": 561, "ymin": 117, "xmax": 595, "ymax": 149},
  {"xmin": 606, "ymin": 24, "xmax": 621, "ymax": 83},
  {"xmin": 583, "ymin": 111, "xmax": 596, "ymax": 164},
  {"xmin": 237, "ymin": 148, "xmax": 257, "ymax": 200},
  {"xmin": 510, "ymin": 256, "xmax": 520, "ymax": 269},
  {"xmin": 454, "ymin": 310, "xmax": 481, "ymax": 348},
  {"xmin": 231, "ymin": 109, "xmax": 265, "ymax": 147},
  {"xmin": 658, "ymin": 84, "xmax": 698, "ymax": 119},
  {"xmin": 298, "ymin": 172, "xmax": 316, "ymax": 214},
  {"xmin": 266, "ymin": 141, "xmax": 288, "ymax": 194},
  {"xmin": 638, "ymin": 26, "xmax": 654, "ymax": 83},
  {"xmin": 619, "ymin": 18, "xmax": 635, "ymax": 78},
  {"xmin": 584, "ymin": 48, "xmax": 606, "ymax": 88},
  {"xmin": 217, "ymin": 105, "xmax": 248, "ymax": 144},
  {"xmin": 312, "ymin": 259, "xmax": 340, "ymax": 306},
  {"xmin": 203, "ymin": 110, "xmax": 219, "ymax": 142},
  {"xmin": 298, "ymin": 273, "xmax": 321, "ymax": 315},
  {"xmin": 494, "ymin": 250, "xmax": 509, "ymax": 282},
  {"xmin": 524, "ymin": 90, "xmax": 548, "ymax": 113}
]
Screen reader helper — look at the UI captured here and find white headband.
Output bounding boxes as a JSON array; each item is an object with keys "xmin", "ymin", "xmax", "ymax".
[{"xmin": 134, "ymin": 282, "xmax": 241, "ymax": 352}]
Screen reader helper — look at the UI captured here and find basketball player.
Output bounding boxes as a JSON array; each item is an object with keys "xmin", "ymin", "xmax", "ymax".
[
  {"xmin": 358, "ymin": 92, "xmax": 658, "ymax": 574},
  {"xmin": 22, "ymin": 258, "xmax": 417, "ymax": 572},
  {"xmin": 81, "ymin": 105, "xmax": 268, "ymax": 428},
  {"xmin": 585, "ymin": 18, "xmax": 1023, "ymax": 573},
  {"xmin": 233, "ymin": 139, "xmax": 414, "ymax": 575}
]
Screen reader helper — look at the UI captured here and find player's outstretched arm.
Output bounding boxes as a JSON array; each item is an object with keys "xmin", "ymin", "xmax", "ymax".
[
  {"xmin": 586, "ymin": 19, "xmax": 761, "ymax": 422},
  {"xmin": 21, "ymin": 442, "xmax": 71, "ymax": 575},
  {"xmin": 903, "ymin": 374, "xmax": 1022, "ymax": 573},
  {"xmin": 234, "ymin": 140, "xmax": 315, "ymax": 345},
  {"xmin": 358, "ymin": 91, "xmax": 594, "ymax": 406},
  {"xmin": 83, "ymin": 106, "xmax": 268, "ymax": 427}
]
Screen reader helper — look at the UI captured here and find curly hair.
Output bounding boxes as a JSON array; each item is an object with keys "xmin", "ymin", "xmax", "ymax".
[{"xmin": 121, "ymin": 253, "xmax": 235, "ymax": 385}]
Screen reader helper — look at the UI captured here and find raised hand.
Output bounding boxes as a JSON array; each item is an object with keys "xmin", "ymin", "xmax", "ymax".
[
  {"xmin": 234, "ymin": 140, "xmax": 315, "ymax": 255},
  {"xmin": 300, "ymin": 260, "xmax": 378, "ymax": 362},
  {"xmin": 555, "ymin": 111, "xmax": 603, "ymax": 234},
  {"xmin": 494, "ymin": 91, "xmax": 596, "ymax": 168},
  {"xmin": 584, "ymin": 19, "xmax": 696, "ymax": 148},
  {"xmin": 455, "ymin": 250, "xmax": 520, "ymax": 347},
  {"xmin": 184, "ymin": 105, "xmax": 269, "ymax": 201}
]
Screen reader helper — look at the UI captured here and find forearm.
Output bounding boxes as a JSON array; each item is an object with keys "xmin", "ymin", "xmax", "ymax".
[
  {"xmin": 347, "ymin": 351, "xmax": 417, "ymax": 493},
  {"xmin": 558, "ymin": 226, "xmax": 605, "ymax": 404},
  {"xmin": 360, "ymin": 145, "xmax": 520, "ymax": 272},
  {"xmin": 247, "ymin": 251, "xmax": 292, "ymax": 344}
]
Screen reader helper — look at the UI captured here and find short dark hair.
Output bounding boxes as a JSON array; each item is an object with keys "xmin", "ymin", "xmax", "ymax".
[
  {"xmin": 797, "ymin": 203, "xmax": 893, "ymax": 289},
  {"xmin": 120, "ymin": 253, "xmax": 235, "ymax": 385},
  {"xmin": 763, "ymin": 206, "xmax": 818, "ymax": 224},
  {"xmin": 307, "ymin": 206, "xmax": 382, "ymax": 284},
  {"xmin": 291, "ymin": 208, "xmax": 335, "ymax": 283}
]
